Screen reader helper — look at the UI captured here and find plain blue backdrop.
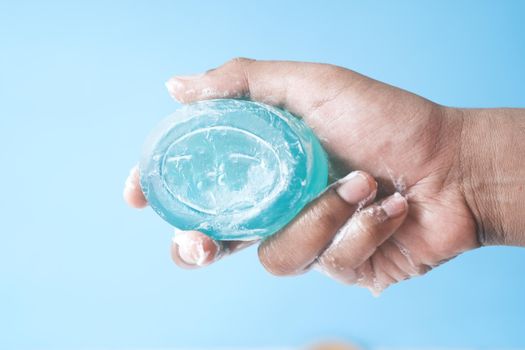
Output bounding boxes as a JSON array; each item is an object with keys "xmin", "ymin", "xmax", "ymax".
[{"xmin": 1, "ymin": 1, "xmax": 524, "ymax": 349}]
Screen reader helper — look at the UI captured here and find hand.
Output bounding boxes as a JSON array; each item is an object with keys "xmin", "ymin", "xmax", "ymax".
[{"xmin": 124, "ymin": 58, "xmax": 481, "ymax": 295}]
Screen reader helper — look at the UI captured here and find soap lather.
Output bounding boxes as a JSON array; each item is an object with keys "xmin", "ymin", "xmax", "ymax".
[{"xmin": 139, "ymin": 99, "xmax": 329, "ymax": 240}]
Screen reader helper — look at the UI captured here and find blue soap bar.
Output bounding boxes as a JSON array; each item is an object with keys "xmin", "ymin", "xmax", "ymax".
[{"xmin": 139, "ymin": 99, "xmax": 328, "ymax": 240}]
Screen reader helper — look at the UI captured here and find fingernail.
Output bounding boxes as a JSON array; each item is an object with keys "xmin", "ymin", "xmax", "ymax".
[
  {"xmin": 381, "ymin": 192, "xmax": 407, "ymax": 218},
  {"xmin": 174, "ymin": 73, "xmax": 205, "ymax": 80},
  {"xmin": 336, "ymin": 171, "xmax": 374, "ymax": 204},
  {"xmin": 172, "ymin": 234, "xmax": 208, "ymax": 266},
  {"xmin": 165, "ymin": 77, "xmax": 185, "ymax": 98},
  {"xmin": 123, "ymin": 176, "xmax": 135, "ymax": 194},
  {"xmin": 123, "ymin": 165, "xmax": 143, "ymax": 208},
  {"xmin": 124, "ymin": 165, "xmax": 138, "ymax": 188}
]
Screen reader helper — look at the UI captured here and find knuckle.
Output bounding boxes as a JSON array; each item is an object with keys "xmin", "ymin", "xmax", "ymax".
[
  {"xmin": 221, "ymin": 57, "xmax": 255, "ymax": 97},
  {"xmin": 225, "ymin": 57, "xmax": 255, "ymax": 68}
]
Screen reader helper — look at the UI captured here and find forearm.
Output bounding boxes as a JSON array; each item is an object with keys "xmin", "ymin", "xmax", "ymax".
[{"xmin": 458, "ymin": 107, "xmax": 525, "ymax": 246}]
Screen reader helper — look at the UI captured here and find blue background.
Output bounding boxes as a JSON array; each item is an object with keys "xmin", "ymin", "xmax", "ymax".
[{"xmin": 1, "ymin": 1, "xmax": 524, "ymax": 349}]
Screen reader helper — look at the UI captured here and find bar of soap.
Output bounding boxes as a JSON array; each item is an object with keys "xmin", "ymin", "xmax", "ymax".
[{"xmin": 139, "ymin": 99, "xmax": 328, "ymax": 240}]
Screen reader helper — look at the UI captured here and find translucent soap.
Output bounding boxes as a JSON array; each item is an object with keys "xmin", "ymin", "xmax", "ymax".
[{"xmin": 139, "ymin": 99, "xmax": 329, "ymax": 240}]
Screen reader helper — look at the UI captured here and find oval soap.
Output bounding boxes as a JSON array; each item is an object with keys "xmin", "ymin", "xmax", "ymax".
[{"xmin": 139, "ymin": 99, "xmax": 328, "ymax": 240}]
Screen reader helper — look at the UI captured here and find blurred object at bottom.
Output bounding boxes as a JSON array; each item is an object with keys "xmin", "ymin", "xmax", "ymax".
[{"xmin": 306, "ymin": 340, "xmax": 363, "ymax": 350}]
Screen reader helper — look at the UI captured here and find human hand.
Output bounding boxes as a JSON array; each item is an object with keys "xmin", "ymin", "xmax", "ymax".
[{"xmin": 124, "ymin": 59, "xmax": 481, "ymax": 295}]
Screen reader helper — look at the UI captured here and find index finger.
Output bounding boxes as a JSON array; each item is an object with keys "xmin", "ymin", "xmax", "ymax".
[{"xmin": 164, "ymin": 58, "xmax": 368, "ymax": 124}]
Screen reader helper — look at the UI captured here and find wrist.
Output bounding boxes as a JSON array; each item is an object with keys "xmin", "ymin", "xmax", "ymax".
[{"xmin": 456, "ymin": 107, "xmax": 525, "ymax": 246}]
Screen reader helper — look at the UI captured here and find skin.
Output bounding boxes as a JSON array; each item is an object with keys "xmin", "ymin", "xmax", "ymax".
[{"xmin": 123, "ymin": 58, "xmax": 525, "ymax": 295}]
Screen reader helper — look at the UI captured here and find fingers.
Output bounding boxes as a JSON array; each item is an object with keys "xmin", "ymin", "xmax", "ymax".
[
  {"xmin": 316, "ymin": 192, "xmax": 408, "ymax": 286},
  {"xmin": 123, "ymin": 165, "xmax": 148, "ymax": 208},
  {"xmin": 171, "ymin": 230, "xmax": 257, "ymax": 269},
  {"xmin": 257, "ymin": 171, "xmax": 378, "ymax": 276},
  {"xmin": 165, "ymin": 58, "xmax": 362, "ymax": 121},
  {"xmin": 124, "ymin": 166, "xmax": 255, "ymax": 269},
  {"xmin": 171, "ymin": 230, "xmax": 221, "ymax": 269}
]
